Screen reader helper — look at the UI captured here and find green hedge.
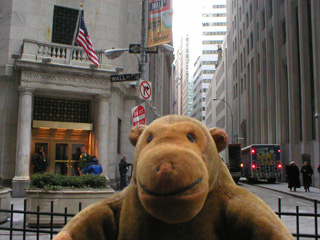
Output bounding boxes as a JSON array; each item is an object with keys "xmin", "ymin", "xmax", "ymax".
[{"xmin": 28, "ymin": 173, "xmax": 109, "ymax": 191}]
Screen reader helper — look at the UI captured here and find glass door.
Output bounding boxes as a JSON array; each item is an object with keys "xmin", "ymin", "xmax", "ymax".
[
  {"xmin": 54, "ymin": 142, "xmax": 85, "ymax": 176},
  {"xmin": 70, "ymin": 143, "xmax": 84, "ymax": 176},
  {"xmin": 55, "ymin": 143, "xmax": 69, "ymax": 175}
]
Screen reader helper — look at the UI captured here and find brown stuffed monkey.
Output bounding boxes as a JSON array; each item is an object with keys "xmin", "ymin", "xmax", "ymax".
[{"xmin": 54, "ymin": 115, "xmax": 293, "ymax": 240}]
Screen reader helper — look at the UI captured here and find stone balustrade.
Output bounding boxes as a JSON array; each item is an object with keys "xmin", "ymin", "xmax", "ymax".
[{"xmin": 22, "ymin": 39, "xmax": 107, "ymax": 68}]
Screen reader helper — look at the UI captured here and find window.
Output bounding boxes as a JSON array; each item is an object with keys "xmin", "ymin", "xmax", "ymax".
[
  {"xmin": 250, "ymin": 4, "xmax": 252, "ymax": 21},
  {"xmin": 282, "ymin": 20, "xmax": 286, "ymax": 44},
  {"xmin": 117, "ymin": 119, "xmax": 122, "ymax": 154},
  {"xmin": 250, "ymin": 32, "xmax": 253, "ymax": 50},
  {"xmin": 262, "ymin": 10, "xmax": 266, "ymax": 29},
  {"xmin": 256, "ymin": 22, "xmax": 259, "ymax": 41},
  {"xmin": 241, "ymin": 78, "xmax": 243, "ymax": 93},
  {"xmin": 34, "ymin": 97, "xmax": 90, "ymax": 123},
  {"xmin": 52, "ymin": 6, "xmax": 79, "ymax": 45}
]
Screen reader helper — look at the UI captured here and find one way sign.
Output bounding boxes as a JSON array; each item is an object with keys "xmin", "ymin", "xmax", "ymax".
[{"xmin": 129, "ymin": 44, "xmax": 158, "ymax": 54}]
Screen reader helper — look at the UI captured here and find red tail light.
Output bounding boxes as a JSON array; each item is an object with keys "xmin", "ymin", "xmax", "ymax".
[
  {"xmin": 278, "ymin": 163, "xmax": 282, "ymax": 169},
  {"xmin": 240, "ymin": 163, "xmax": 244, "ymax": 168},
  {"xmin": 251, "ymin": 164, "xmax": 256, "ymax": 169},
  {"xmin": 278, "ymin": 149, "xmax": 281, "ymax": 153},
  {"xmin": 251, "ymin": 149, "xmax": 255, "ymax": 154}
]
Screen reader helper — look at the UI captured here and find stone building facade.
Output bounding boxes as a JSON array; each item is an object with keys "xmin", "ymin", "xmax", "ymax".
[
  {"xmin": 0, "ymin": 0, "xmax": 173, "ymax": 196},
  {"xmin": 226, "ymin": 0, "xmax": 319, "ymax": 184}
]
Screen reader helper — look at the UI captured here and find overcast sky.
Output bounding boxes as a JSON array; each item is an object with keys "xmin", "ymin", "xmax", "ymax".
[{"xmin": 172, "ymin": 0, "xmax": 202, "ymax": 68}]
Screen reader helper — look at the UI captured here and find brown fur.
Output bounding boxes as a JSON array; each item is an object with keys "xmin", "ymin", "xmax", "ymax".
[{"xmin": 54, "ymin": 115, "xmax": 293, "ymax": 240}]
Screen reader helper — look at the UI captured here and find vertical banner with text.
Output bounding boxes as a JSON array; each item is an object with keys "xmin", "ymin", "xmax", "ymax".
[
  {"xmin": 131, "ymin": 103, "xmax": 146, "ymax": 126},
  {"xmin": 147, "ymin": 0, "xmax": 173, "ymax": 47}
]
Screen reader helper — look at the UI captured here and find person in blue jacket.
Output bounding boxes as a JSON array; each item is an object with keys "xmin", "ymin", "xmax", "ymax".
[{"xmin": 83, "ymin": 156, "xmax": 103, "ymax": 175}]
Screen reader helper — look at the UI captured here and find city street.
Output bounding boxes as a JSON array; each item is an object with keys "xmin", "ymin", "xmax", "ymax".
[{"xmin": 1, "ymin": 182, "xmax": 320, "ymax": 239}]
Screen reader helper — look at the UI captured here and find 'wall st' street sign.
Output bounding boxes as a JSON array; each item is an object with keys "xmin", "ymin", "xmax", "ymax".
[
  {"xmin": 110, "ymin": 73, "xmax": 141, "ymax": 82},
  {"xmin": 129, "ymin": 44, "xmax": 158, "ymax": 54}
]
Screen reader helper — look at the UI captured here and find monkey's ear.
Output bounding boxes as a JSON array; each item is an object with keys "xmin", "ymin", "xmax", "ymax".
[
  {"xmin": 208, "ymin": 127, "xmax": 228, "ymax": 152},
  {"xmin": 129, "ymin": 125, "xmax": 147, "ymax": 146}
]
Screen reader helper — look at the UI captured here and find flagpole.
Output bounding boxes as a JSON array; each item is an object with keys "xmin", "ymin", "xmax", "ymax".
[{"xmin": 68, "ymin": 3, "xmax": 83, "ymax": 65}]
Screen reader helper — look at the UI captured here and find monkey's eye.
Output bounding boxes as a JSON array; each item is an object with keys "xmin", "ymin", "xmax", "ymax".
[
  {"xmin": 187, "ymin": 133, "xmax": 195, "ymax": 143},
  {"xmin": 147, "ymin": 134, "xmax": 153, "ymax": 143}
]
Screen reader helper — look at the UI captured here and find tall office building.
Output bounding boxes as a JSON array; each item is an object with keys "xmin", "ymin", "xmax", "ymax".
[
  {"xmin": 191, "ymin": 0, "xmax": 227, "ymax": 123},
  {"xmin": 223, "ymin": 0, "xmax": 320, "ymax": 185},
  {"xmin": 172, "ymin": 35, "xmax": 190, "ymax": 115}
]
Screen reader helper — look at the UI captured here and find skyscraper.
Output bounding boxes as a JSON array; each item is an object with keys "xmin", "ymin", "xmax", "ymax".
[{"xmin": 191, "ymin": 0, "xmax": 227, "ymax": 123}]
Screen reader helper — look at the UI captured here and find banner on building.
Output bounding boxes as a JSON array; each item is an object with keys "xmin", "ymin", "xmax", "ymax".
[{"xmin": 147, "ymin": 0, "xmax": 173, "ymax": 47}]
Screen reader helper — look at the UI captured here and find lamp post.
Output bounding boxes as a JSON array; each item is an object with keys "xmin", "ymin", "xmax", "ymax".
[{"xmin": 213, "ymin": 98, "xmax": 234, "ymax": 143}]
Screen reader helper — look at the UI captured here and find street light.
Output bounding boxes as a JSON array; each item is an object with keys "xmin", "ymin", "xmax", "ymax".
[
  {"xmin": 104, "ymin": 48, "xmax": 129, "ymax": 60},
  {"xmin": 213, "ymin": 98, "xmax": 234, "ymax": 143}
]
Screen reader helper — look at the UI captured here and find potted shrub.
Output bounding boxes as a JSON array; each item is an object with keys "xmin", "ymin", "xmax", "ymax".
[
  {"xmin": 26, "ymin": 173, "xmax": 115, "ymax": 226},
  {"xmin": 0, "ymin": 177, "xmax": 12, "ymax": 223}
]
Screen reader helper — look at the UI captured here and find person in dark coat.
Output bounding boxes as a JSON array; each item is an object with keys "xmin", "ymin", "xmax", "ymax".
[
  {"xmin": 32, "ymin": 146, "xmax": 48, "ymax": 174},
  {"xmin": 301, "ymin": 161, "xmax": 313, "ymax": 192},
  {"xmin": 119, "ymin": 156, "xmax": 132, "ymax": 190},
  {"xmin": 83, "ymin": 156, "xmax": 103, "ymax": 175},
  {"xmin": 286, "ymin": 161, "xmax": 300, "ymax": 192}
]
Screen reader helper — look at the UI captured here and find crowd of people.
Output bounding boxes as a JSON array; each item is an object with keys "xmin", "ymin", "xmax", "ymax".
[{"xmin": 287, "ymin": 161, "xmax": 314, "ymax": 192}]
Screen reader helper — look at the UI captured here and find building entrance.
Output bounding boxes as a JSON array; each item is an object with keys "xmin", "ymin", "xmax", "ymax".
[{"xmin": 31, "ymin": 129, "xmax": 90, "ymax": 176}]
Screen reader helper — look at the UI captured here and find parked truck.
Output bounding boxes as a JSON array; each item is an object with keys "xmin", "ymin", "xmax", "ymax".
[
  {"xmin": 241, "ymin": 144, "xmax": 283, "ymax": 183},
  {"xmin": 227, "ymin": 144, "xmax": 242, "ymax": 184}
]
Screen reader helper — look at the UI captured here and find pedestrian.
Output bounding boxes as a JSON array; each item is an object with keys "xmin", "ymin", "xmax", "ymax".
[
  {"xmin": 119, "ymin": 156, "xmax": 132, "ymax": 190},
  {"xmin": 32, "ymin": 146, "xmax": 48, "ymax": 174},
  {"xmin": 286, "ymin": 161, "xmax": 300, "ymax": 192},
  {"xmin": 83, "ymin": 156, "xmax": 103, "ymax": 175},
  {"xmin": 78, "ymin": 146, "xmax": 91, "ymax": 176},
  {"xmin": 301, "ymin": 161, "xmax": 313, "ymax": 192}
]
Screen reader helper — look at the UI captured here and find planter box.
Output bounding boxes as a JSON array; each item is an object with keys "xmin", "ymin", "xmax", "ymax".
[
  {"xmin": 26, "ymin": 188, "xmax": 115, "ymax": 227},
  {"xmin": 0, "ymin": 188, "xmax": 12, "ymax": 223}
]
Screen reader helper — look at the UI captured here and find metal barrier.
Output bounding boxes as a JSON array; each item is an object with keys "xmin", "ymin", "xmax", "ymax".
[
  {"xmin": 276, "ymin": 198, "xmax": 319, "ymax": 239},
  {"xmin": 0, "ymin": 199, "xmax": 81, "ymax": 240},
  {"xmin": 0, "ymin": 198, "xmax": 319, "ymax": 239}
]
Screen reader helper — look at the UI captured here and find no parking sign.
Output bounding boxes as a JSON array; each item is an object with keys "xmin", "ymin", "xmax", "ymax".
[
  {"xmin": 139, "ymin": 80, "xmax": 152, "ymax": 101},
  {"xmin": 131, "ymin": 103, "xmax": 146, "ymax": 126}
]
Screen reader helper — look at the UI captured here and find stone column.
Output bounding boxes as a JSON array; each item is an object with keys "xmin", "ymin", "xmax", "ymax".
[
  {"xmin": 12, "ymin": 86, "xmax": 35, "ymax": 197},
  {"xmin": 94, "ymin": 95, "xmax": 110, "ymax": 178}
]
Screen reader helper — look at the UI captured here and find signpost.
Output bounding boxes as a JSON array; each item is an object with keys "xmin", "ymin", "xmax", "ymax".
[
  {"xmin": 131, "ymin": 103, "xmax": 146, "ymax": 126},
  {"xmin": 139, "ymin": 80, "xmax": 152, "ymax": 101},
  {"xmin": 129, "ymin": 44, "xmax": 158, "ymax": 54},
  {"xmin": 110, "ymin": 73, "xmax": 140, "ymax": 82}
]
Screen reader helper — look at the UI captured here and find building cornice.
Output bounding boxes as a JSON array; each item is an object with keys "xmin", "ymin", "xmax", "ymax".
[{"xmin": 14, "ymin": 60, "xmax": 117, "ymax": 80}]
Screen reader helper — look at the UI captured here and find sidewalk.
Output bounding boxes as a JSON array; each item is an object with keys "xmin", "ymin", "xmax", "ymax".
[{"xmin": 242, "ymin": 181, "xmax": 320, "ymax": 203}]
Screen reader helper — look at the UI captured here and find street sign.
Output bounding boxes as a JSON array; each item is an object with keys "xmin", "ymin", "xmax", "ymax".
[
  {"xmin": 132, "ymin": 103, "xmax": 146, "ymax": 126},
  {"xmin": 110, "ymin": 73, "xmax": 140, "ymax": 82},
  {"xmin": 129, "ymin": 44, "xmax": 158, "ymax": 54},
  {"xmin": 139, "ymin": 80, "xmax": 152, "ymax": 101}
]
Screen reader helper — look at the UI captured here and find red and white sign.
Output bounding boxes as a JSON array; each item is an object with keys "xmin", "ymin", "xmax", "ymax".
[
  {"xmin": 131, "ymin": 103, "xmax": 146, "ymax": 126},
  {"xmin": 139, "ymin": 80, "xmax": 152, "ymax": 101}
]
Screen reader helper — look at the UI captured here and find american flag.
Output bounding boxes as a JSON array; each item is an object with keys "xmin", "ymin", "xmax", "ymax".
[{"xmin": 76, "ymin": 12, "xmax": 99, "ymax": 66}]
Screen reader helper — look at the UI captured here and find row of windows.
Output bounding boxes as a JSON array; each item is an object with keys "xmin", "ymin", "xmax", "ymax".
[
  {"xmin": 202, "ymin": 50, "xmax": 218, "ymax": 54},
  {"xmin": 202, "ymin": 31, "xmax": 226, "ymax": 36},
  {"xmin": 212, "ymin": 5, "xmax": 226, "ymax": 9},
  {"xmin": 202, "ymin": 22, "xmax": 227, "ymax": 27},
  {"xmin": 202, "ymin": 70, "xmax": 215, "ymax": 74},
  {"xmin": 202, "ymin": 40, "xmax": 223, "ymax": 45},
  {"xmin": 202, "ymin": 13, "xmax": 226, "ymax": 17},
  {"xmin": 202, "ymin": 61, "xmax": 217, "ymax": 65}
]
